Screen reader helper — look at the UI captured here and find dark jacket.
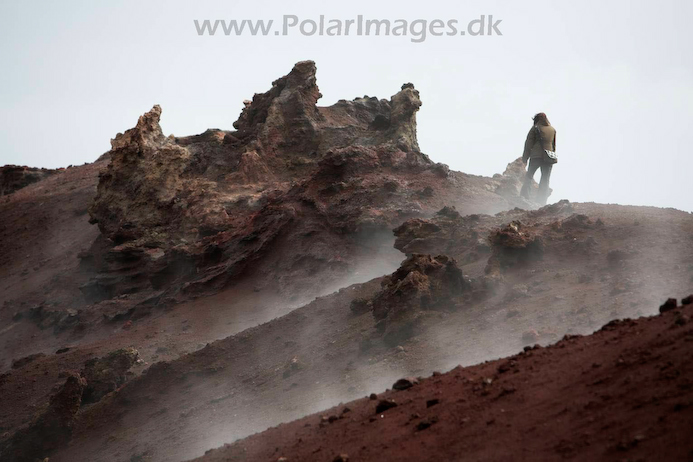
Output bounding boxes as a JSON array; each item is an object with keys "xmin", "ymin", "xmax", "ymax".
[{"xmin": 523, "ymin": 123, "xmax": 556, "ymax": 162}]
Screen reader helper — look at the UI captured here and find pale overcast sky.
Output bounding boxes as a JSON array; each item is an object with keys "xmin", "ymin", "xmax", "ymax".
[{"xmin": 1, "ymin": 0, "xmax": 691, "ymax": 211}]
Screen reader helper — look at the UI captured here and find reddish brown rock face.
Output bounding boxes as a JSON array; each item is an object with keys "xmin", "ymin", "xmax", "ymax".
[
  {"xmin": 368, "ymin": 253, "xmax": 466, "ymax": 345},
  {"xmin": 80, "ymin": 347, "xmax": 139, "ymax": 404},
  {"xmin": 83, "ymin": 61, "xmax": 530, "ymax": 307},
  {"xmin": 8, "ymin": 62, "xmax": 678, "ymax": 462}
]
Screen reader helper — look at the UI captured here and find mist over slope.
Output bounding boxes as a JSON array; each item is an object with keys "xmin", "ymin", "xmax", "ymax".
[
  {"xmin": 195, "ymin": 299, "xmax": 693, "ymax": 462},
  {"xmin": 1, "ymin": 62, "xmax": 692, "ymax": 462}
]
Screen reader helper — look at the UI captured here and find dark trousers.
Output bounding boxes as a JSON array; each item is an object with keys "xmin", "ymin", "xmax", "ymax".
[{"xmin": 520, "ymin": 157, "xmax": 552, "ymax": 204}]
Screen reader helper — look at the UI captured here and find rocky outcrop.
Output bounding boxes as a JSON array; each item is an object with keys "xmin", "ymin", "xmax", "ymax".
[
  {"xmin": 88, "ymin": 104, "xmax": 229, "ymax": 245},
  {"xmin": 484, "ymin": 221, "xmax": 544, "ymax": 279},
  {"xmin": 370, "ymin": 254, "xmax": 466, "ymax": 344},
  {"xmin": 0, "ymin": 372, "xmax": 86, "ymax": 462},
  {"xmin": 393, "ymin": 200, "xmax": 592, "ymax": 296},
  {"xmin": 394, "ymin": 206, "xmax": 496, "ymax": 264},
  {"xmin": 233, "ymin": 60, "xmax": 322, "ymax": 157},
  {"xmin": 82, "ymin": 60, "xmax": 543, "ymax": 312},
  {"xmin": 394, "ymin": 200, "xmax": 583, "ymax": 270},
  {"xmin": 81, "ymin": 347, "xmax": 139, "ymax": 404},
  {"xmin": 0, "ymin": 165, "xmax": 57, "ymax": 196}
]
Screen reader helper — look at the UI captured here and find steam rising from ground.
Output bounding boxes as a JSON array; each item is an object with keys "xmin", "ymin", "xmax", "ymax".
[
  {"xmin": 185, "ymin": 206, "xmax": 693, "ymax": 461},
  {"xmin": 36, "ymin": 204, "xmax": 693, "ymax": 462}
]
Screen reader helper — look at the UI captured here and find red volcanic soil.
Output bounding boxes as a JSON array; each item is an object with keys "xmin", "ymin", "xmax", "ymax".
[
  {"xmin": 3, "ymin": 196, "xmax": 693, "ymax": 462},
  {"xmin": 2, "ymin": 61, "xmax": 693, "ymax": 462},
  {"xmin": 196, "ymin": 300, "xmax": 693, "ymax": 462}
]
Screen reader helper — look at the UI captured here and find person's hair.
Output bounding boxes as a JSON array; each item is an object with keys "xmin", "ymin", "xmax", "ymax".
[{"xmin": 533, "ymin": 112, "xmax": 550, "ymax": 125}]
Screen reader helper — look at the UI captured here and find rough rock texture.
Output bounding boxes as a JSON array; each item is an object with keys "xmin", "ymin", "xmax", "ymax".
[
  {"xmin": 89, "ymin": 104, "xmax": 230, "ymax": 244},
  {"xmin": 484, "ymin": 220, "xmax": 544, "ymax": 280},
  {"xmin": 88, "ymin": 62, "xmax": 429, "ymax": 248},
  {"xmin": 83, "ymin": 60, "xmax": 534, "ymax": 308},
  {"xmin": 0, "ymin": 165, "xmax": 57, "ymax": 196},
  {"xmin": 370, "ymin": 254, "xmax": 466, "ymax": 344},
  {"xmin": 394, "ymin": 206, "xmax": 494, "ymax": 264},
  {"xmin": 0, "ymin": 62, "xmax": 552, "ymax": 459},
  {"xmin": 80, "ymin": 347, "xmax": 139, "ymax": 404},
  {"xmin": 30, "ymin": 203, "xmax": 693, "ymax": 462},
  {"xmin": 11, "ymin": 63, "xmax": 690, "ymax": 462},
  {"xmin": 393, "ymin": 201, "xmax": 573, "ymax": 258},
  {"xmin": 394, "ymin": 201, "xmax": 587, "ymax": 286},
  {"xmin": 392, "ymin": 199, "xmax": 613, "ymax": 298},
  {"xmin": 0, "ymin": 372, "xmax": 86, "ymax": 462},
  {"xmin": 390, "ymin": 200, "xmax": 693, "ymax": 320}
]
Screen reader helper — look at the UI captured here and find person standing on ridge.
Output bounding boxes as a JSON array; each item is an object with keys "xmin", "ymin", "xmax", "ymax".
[{"xmin": 520, "ymin": 112, "xmax": 557, "ymax": 205}]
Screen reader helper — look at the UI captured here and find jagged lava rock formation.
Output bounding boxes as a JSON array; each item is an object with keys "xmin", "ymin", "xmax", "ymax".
[
  {"xmin": 7, "ymin": 61, "xmax": 692, "ymax": 462},
  {"xmin": 370, "ymin": 254, "xmax": 467, "ymax": 345},
  {"xmin": 83, "ymin": 60, "xmax": 533, "ymax": 309},
  {"xmin": 0, "ymin": 61, "xmax": 541, "ymax": 461}
]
